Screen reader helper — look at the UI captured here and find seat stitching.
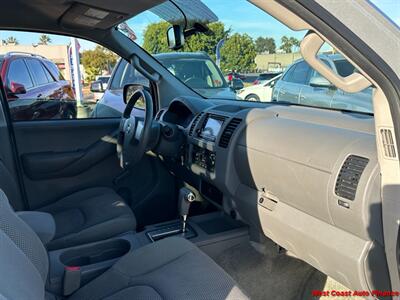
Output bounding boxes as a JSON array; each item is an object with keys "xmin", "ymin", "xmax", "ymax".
[{"xmin": 98, "ymin": 284, "xmax": 163, "ymax": 300}]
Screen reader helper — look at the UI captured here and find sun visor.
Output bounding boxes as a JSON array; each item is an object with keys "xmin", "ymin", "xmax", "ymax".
[
  {"xmin": 150, "ymin": 0, "xmax": 218, "ymax": 25},
  {"xmin": 60, "ymin": 3, "xmax": 128, "ymax": 29}
]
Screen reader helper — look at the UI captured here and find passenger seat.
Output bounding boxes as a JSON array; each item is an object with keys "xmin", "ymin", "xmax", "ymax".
[
  {"xmin": 0, "ymin": 189, "xmax": 248, "ymax": 300},
  {"xmin": 0, "ymin": 160, "xmax": 136, "ymax": 250}
]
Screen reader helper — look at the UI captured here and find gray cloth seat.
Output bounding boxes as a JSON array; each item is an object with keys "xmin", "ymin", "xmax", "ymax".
[
  {"xmin": 69, "ymin": 236, "xmax": 248, "ymax": 300},
  {"xmin": 0, "ymin": 159, "xmax": 137, "ymax": 250},
  {"xmin": 38, "ymin": 187, "xmax": 136, "ymax": 250},
  {"xmin": 0, "ymin": 189, "xmax": 248, "ymax": 300}
]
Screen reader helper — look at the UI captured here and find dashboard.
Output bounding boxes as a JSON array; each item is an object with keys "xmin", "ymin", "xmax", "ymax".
[{"xmin": 153, "ymin": 95, "xmax": 387, "ymax": 294}]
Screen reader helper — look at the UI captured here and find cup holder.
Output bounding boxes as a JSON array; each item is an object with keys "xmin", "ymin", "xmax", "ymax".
[{"xmin": 60, "ymin": 239, "xmax": 130, "ymax": 267}]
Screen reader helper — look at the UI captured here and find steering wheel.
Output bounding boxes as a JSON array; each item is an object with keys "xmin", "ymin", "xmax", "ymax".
[{"xmin": 117, "ymin": 87, "xmax": 154, "ymax": 169}]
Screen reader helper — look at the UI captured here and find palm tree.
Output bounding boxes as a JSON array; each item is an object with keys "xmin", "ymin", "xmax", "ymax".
[
  {"xmin": 279, "ymin": 36, "xmax": 292, "ymax": 53},
  {"xmin": 289, "ymin": 37, "xmax": 300, "ymax": 53},
  {"xmin": 39, "ymin": 34, "xmax": 51, "ymax": 45},
  {"xmin": 6, "ymin": 36, "xmax": 18, "ymax": 45}
]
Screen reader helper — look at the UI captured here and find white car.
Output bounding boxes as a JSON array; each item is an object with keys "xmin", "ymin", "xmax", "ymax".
[
  {"xmin": 92, "ymin": 75, "xmax": 111, "ymax": 101},
  {"xmin": 237, "ymin": 74, "xmax": 281, "ymax": 102}
]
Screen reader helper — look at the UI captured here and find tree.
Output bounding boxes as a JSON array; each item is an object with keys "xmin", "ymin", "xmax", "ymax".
[
  {"xmin": 255, "ymin": 37, "xmax": 276, "ymax": 54},
  {"xmin": 220, "ymin": 33, "xmax": 256, "ymax": 73},
  {"xmin": 142, "ymin": 21, "xmax": 171, "ymax": 54},
  {"xmin": 279, "ymin": 36, "xmax": 300, "ymax": 53},
  {"xmin": 289, "ymin": 37, "xmax": 300, "ymax": 52},
  {"xmin": 279, "ymin": 36, "xmax": 292, "ymax": 53},
  {"xmin": 142, "ymin": 21, "xmax": 229, "ymax": 58},
  {"xmin": 39, "ymin": 34, "xmax": 52, "ymax": 45},
  {"xmin": 81, "ymin": 46, "xmax": 118, "ymax": 82},
  {"xmin": 183, "ymin": 22, "xmax": 229, "ymax": 59},
  {"xmin": 5, "ymin": 36, "xmax": 18, "ymax": 45}
]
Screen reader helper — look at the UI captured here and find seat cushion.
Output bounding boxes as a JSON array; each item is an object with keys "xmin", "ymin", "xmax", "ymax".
[
  {"xmin": 39, "ymin": 187, "xmax": 136, "ymax": 250},
  {"xmin": 69, "ymin": 237, "xmax": 248, "ymax": 300}
]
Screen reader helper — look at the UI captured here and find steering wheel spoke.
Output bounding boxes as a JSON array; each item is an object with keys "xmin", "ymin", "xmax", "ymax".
[{"xmin": 116, "ymin": 86, "xmax": 154, "ymax": 169}]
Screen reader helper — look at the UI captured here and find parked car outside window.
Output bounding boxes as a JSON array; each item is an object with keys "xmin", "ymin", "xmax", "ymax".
[
  {"xmin": 0, "ymin": 52, "xmax": 76, "ymax": 120},
  {"xmin": 253, "ymin": 72, "xmax": 281, "ymax": 85},
  {"xmin": 237, "ymin": 74, "xmax": 281, "ymax": 102},
  {"xmin": 92, "ymin": 52, "xmax": 238, "ymax": 118},
  {"xmin": 91, "ymin": 75, "xmax": 111, "ymax": 101},
  {"xmin": 272, "ymin": 54, "xmax": 373, "ymax": 113}
]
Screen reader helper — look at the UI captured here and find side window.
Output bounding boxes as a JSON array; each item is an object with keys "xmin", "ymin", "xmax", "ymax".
[
  {"xmin": 7, "ymin": 59, "xmax": 34, "ymax": 90},
  {"xmin": 25, "ymin": 59, "xmax": 49, "ymax": 86},
  {"xmin": 288, "ymin": 61, "xmax": 311, "ymax": 84},
  {"xmin": 1, "ymin": 31, "xmax": 129, "ymax": 121},
  {"xmin": 309, "ymin": 59, "xmax": 331, "ymax": 83},
  {"xmin": 282, "ymin": 65, "xmax": 295, "ymax": 82},
  {"xmin": 41, "ymin": 63, "xmax": 56, "ymax": 82},
  {"xmin": 44, "ymin": 61, "xmax": 64, "ymax": 80}
]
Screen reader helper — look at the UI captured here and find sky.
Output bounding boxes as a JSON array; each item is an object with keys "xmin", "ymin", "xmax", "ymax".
[{"xmin": 0, "ymin": 0, "xmax": 399, "ymax": 51}]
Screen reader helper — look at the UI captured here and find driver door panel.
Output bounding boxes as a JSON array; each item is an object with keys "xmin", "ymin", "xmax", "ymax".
[
  {"xmin": 12, "ymin": 119, "xmax": 123, "ymax": 209},
  {"xmin": 11, "ymin": 116, "xmax": 178, "ymax": 228}
]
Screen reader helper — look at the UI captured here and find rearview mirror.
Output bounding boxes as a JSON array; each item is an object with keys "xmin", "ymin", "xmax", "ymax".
[
  {"xmin": 310, "ymin": 75, "xmax": 335, "ymax": 89},
  {"xmin": 9, "ymin": 81, "xmax": 26, "ymax": 95},
  {"xmin": 90, "ymin": 80, "xmax": 105, "ymax": 93},
  {"xmin": 167, "ymin": 25, "xmax": 185, "ymax": 50}
]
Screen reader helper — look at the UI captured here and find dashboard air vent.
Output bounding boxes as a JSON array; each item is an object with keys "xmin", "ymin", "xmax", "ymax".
[
  {"xmin": 380, "ymin": 128, "xmax": 397, "ymax": 159},
  {"xmin": 155, "ymin": 109, "xmax": 165, "ymax": 121},
  {"xmin": 335, "ymin": 155, "xmax": 369, "ymax": 201},
  {"xmin": 189, "ymin": 112, "xmax": 203, "ymax": 136},
  {"xmin": 218, "ymin": 118, "xmax": 242, "ymax": 148}
]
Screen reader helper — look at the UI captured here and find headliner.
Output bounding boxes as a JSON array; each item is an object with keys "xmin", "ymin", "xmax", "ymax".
[{"xmin": 0, "ymin": 0, "xmax": 165, "ymax": 42}]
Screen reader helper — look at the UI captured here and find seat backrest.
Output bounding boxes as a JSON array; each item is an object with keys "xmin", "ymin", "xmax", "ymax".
[
  {"xmin": 0, "ymin": 189, "xmax": 47, "ymax": 299},
  {"xmin": 0, "ymin": 159, "xmax": 23, "ymax": 210}
]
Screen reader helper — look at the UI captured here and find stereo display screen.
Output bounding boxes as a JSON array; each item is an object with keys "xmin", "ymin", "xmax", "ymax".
[{"xmin": 200, "ymin": 117, "xmax": 223, "ymax": 141}]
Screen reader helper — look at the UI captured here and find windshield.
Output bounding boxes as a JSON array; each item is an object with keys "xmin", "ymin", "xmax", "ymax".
[
  {"xmin": 119, "ymin": 0, "xmax": 379, "ymax": 114},
  {"xmin": 156, "ymin": 55, "xmax": 227, "ymax": 89}
]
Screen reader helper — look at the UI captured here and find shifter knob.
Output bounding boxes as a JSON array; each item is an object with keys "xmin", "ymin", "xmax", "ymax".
[
  {"xmin": 186, "ymin": 192, "xmax": 196, "ymax": 203},
  {"xmin": 179, "ymin": 188, "xmax": 196, "ymax": 234}
]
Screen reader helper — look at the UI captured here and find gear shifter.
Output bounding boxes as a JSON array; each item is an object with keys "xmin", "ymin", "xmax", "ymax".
[{"xmin": 178, "ymin": 188, "xmax": 196, "ymax": 234}]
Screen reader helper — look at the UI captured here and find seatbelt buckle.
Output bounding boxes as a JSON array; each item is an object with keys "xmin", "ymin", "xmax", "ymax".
[{"xmin": 63, "ymin": 266, "xmax": 81, "ymax": 296}]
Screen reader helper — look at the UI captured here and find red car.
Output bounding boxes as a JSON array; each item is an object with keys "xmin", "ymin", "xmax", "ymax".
[{"xmin": 0, "ymin": 52, "xmax": 76, "ymax": 120}]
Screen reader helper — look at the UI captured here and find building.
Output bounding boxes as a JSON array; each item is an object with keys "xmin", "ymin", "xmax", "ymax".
[
  {"xmin": 0, "ymin": 44, "xmax": 72, "ymax": 81},
  {"xmin": 255, "ymin": 52, "xmax": 303, "ymax": 72}
]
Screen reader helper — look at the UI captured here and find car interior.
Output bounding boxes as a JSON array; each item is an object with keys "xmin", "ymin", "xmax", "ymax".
[{"xmin": 0, "ymin": 0, "xmax": 399, "ymax": 299}]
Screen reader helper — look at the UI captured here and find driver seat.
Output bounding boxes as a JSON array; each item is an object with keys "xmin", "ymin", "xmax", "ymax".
[
  {"xmin": 0, "ymin": 160, "xmax": 136, "ymax": 250},
  {"xmin": 38, "ymin": 187, "xmax": 136, "ymax": 250}
]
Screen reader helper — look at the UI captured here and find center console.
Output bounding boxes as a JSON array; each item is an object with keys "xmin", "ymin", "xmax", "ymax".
[
  {"xmin": 192, "ymin": 145, "xmax": 216, "ymax": 172},
  {"xmin": 187, "ymin": 113, "xmax": 227, "ymax": 174},
  {"xmin": 48, "ymin": 212, "xmax": 247, "ymax": 295}
]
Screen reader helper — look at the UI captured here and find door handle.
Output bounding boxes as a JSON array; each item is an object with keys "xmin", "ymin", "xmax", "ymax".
[
  {"xmin": 37, "ymin": 94, "xmax": 42, "ymax": 98},
  {"xmin": 280, "ymin": 90, "xmax": 286, "ymax": 95}
]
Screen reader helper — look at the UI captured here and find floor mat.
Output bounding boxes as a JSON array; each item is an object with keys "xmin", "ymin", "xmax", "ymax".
[{"xmin": 213, "ymin": 241, "xmax": 326, "ymax": 300}]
